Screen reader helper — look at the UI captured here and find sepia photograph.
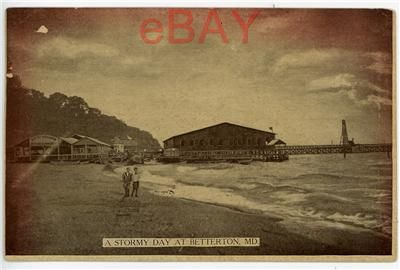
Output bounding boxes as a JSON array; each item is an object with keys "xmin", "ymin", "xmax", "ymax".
[{"xmin": 5, "ymin": 7, "xmax": 395, "ymax": 260}]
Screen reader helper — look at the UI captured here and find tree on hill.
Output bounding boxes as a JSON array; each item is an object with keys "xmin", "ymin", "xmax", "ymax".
[{"xmin": 6, "ymin": 64, "xmax": 161, "ymax": 150}]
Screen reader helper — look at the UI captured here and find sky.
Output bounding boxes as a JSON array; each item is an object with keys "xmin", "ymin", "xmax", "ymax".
[{"xmin": 7, "ymin": 8, "xmax": 393, "ymax": 145}]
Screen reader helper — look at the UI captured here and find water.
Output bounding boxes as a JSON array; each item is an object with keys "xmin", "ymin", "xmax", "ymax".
[{"xmin": 123, "ymin": 153, "xmax": 393, "ymax": 237}]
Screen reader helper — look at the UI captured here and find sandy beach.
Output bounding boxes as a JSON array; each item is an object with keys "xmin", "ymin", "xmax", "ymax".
[{"xmin": 6, "ymin": 162, "xmax": 391, "ymax": 256}]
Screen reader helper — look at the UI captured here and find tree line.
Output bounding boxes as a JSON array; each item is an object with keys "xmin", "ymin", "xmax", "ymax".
[{"xmin": 6, "ymin": 68, "xmax": 161, "ymax": 150}]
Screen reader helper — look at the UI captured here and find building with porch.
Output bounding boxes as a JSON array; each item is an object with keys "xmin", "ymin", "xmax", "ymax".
[{"xmin": 8, "ymin": 134, "xmax": 111, "ymax": 162}]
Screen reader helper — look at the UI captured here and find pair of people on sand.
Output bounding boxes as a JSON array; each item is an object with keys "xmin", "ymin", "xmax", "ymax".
[{"xmin": 122, "ymin": 167, "xmax": 140, "ymax": 198}]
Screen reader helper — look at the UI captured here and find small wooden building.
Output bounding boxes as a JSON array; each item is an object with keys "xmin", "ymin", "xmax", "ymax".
[
  {"xmin": 8, "ymin": 134, "xmax": 111, "ymax": 162},
  {"xmin": 11, "ymin": 135, "xmax": 60, "ymax": 162},
  {"xmin": 111, "ymin": 136, "xmax": 138, "ymax": 153},
  {"xmin": 71, "ymin": 135, "xmax": 111, "ymax": 160}
]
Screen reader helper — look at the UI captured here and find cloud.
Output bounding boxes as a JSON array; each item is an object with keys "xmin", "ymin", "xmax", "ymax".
[
  {"xmin": 32, "ymin": 36, "xmax": 164, "ymax": 77},
  {"xmin": 365, "ymin": 51, "xmax": 392, "ymax": 75},
  {"xmin": 254, "ymin": 10, "xmax": 392, "ymax": 53},
  {"xmin": 271, "ymin": 49, "xmax": 342, "ymax": 73},
  {"xmin": 271, "ymin": 49, "xmax": 393, "ymax": 80},
  {"xmin": 37, "ymin": 37, "xmax": 119, "ymax": 59},
  {"xmin": 308, "ymin": 73, "xmax": 391, "ymax": 109},
  {"xmin": 268, "ymin": 48, "xmax": 392, "ymax": 110},
  {"xmin": 119, "ymin": 56, "xmax": 149, "ymax": 66},
  {"xmin": 7, "ymin": 8, "xmax": 393, "ymax": 145},
  {"xmin": 256, "ymin": 14, "xmax": 293, "ymax": 33},
  {"xmin": 362, "ymin": 95, "xmax": 392, "ymax": 108},
  {"xmin": 309, "ymin": 73, "xmax": 354, "ymax": 90}
]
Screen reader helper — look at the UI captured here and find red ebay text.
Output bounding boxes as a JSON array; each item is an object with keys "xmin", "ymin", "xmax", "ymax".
[{"xmin": 139, "ymin": 9, "xmax": 260, "ymax": 44}]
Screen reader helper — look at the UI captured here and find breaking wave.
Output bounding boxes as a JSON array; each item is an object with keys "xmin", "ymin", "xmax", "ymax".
[{"xmin": 123, "ymin": 153, "xmax": 393, "ymax": 237}]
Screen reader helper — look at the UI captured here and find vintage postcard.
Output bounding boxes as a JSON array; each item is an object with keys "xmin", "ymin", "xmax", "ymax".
[{"xmin": 5, "ymin": 8, "xmax": 395, "ymax": 261}]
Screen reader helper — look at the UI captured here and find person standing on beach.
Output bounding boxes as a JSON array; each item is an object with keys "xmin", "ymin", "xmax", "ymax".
[
  {"xmin": 131, "ymin": 167, "xmax": 140, "ymax": 197},
  {"xmin": 122, "ymin": 167, "xmax": 133, "ymax": 198}
]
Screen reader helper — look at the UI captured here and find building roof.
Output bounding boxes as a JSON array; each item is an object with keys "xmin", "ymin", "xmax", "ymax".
[
  {"xmin": 60, "ymin": 137, "xmax": 79, "ymax": 145},
  {"xmin": 12, "ymin": 134, "xmax": 111, "ymax": 148},
  {"xmin": 163, "ymin": 122, "xmax": 275, "ymax": 142},
  {"xmin": 84, "ymin": 136, "xmax": 111, "ymax": 147},
  {"xmin": 71, "ymin": 134, "xmax": 111, "ymax": 147},
  {"xmin": 267, "ymin": 139, "xmax": 286, "ymax": 145},
  {"xmin": 14, "ymin": 135, "xmax": 59, "ymax": 147},
  {"xmin": 72, "ymin": 134, "xmax": 86, "ymax": 139}
]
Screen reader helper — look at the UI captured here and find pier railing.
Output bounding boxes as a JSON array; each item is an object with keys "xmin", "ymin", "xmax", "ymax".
[
  {"xmin": 179, "ymin": 149, "xmax": 288, "ymax": 162},
  {"xmin": 159, "ymin": 143, "xmax": 392, "ymax": 163},
  {"xmin": 11, "ymin": 153, "xmax": 108, "ymax": 162},
  {"xmin": 275, "ymin": 144, "xmax": 392, "ymax": 155}
]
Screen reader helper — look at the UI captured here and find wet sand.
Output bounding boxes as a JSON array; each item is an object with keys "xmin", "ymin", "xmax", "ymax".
[{"xmin": 6, "ymin": 163, "xmax": 391, "ymax": 256}]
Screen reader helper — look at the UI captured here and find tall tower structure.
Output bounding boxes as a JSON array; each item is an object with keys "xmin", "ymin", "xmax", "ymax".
[{"xmin": 340, "ymin": 120, "xmax": 349, "ymax": 145}]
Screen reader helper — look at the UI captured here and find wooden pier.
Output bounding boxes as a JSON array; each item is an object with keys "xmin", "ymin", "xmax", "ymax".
[
  {"xmin": 158, "ymin": 143, "xmax": 392, "ymax": 163},
  {"xmin": 159, "ymin": 149, "xmax": 289, "ymax": 163},
  {"xmin": 275, "ymin": 144, "xmax": 392, "ymax": 155},
  {"xmin": 157, "ymin": 120, "xmax": 392, "ymax": 163}
]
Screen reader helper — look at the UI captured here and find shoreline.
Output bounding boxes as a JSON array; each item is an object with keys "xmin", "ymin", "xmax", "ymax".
[
  {"xmin": 118, "ymin": 163, "xmax": 392, "ymax": 240},
  {"xmin": 6, "ymin": 163, "xmax": 392, "ymax": 256}
]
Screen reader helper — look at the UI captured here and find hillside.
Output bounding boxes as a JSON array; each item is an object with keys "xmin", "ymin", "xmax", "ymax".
[{"xmin": 6, "ymin": 73, "xmax": 161, "ymax": 150}]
